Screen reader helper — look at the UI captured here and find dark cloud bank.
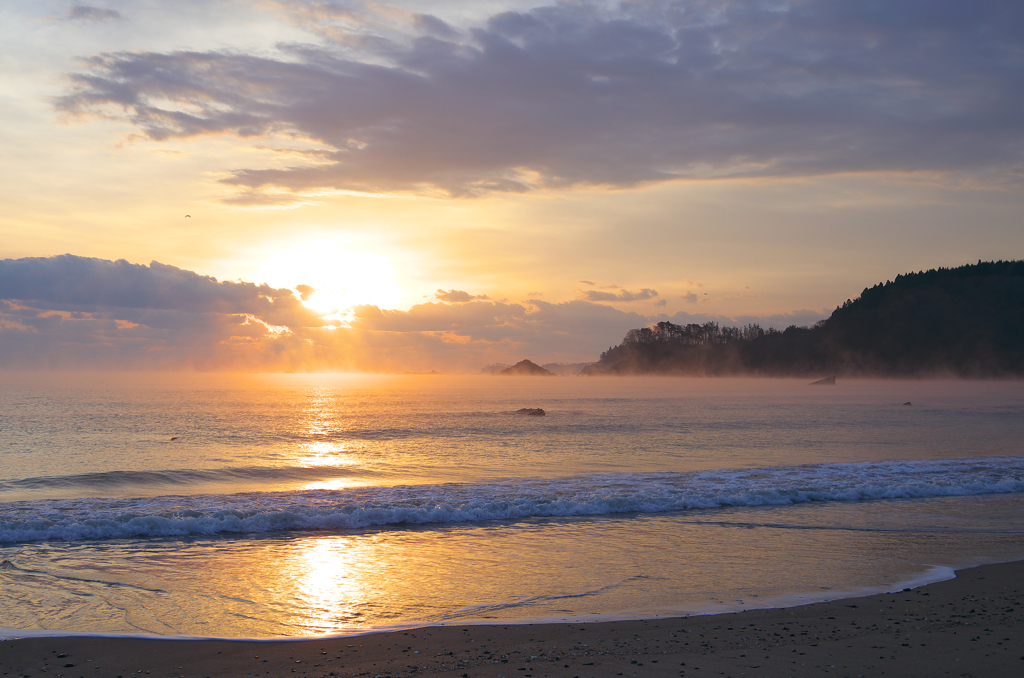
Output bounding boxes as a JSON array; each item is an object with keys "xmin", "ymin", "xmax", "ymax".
[
  {"xmin": 67, "ymin": 5, "xmax": 123, "ymax": 22},
  {"xmin": 56, "ymin": 0, "xmax": 1024, "ymax": 201},
  {"xmin": 582, "ymin": 288, "xmax": 658, "ymax": 302},
  {"xmin": 0, "ymin": 255, "xmax": 328, "ymax": 370},
  {"xmin": 434, "ymin": 289, "xmax": 489, "ymax": 303},
  {"xmin": 0, "ymin": 255, "xmax": 822, "ymax": 371}
]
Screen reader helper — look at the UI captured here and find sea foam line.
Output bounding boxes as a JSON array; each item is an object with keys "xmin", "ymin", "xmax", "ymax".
[{"xmin": 1, "ymin": 457, "xmax": 1023, "ymax": 544}]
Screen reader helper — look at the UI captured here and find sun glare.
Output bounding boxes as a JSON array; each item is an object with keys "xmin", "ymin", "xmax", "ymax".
[{"xmin": 258, "ymin": 241, "xmax": 405, "ymax": 314}]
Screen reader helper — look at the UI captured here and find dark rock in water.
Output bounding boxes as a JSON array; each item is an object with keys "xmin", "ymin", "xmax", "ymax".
[
  {"xmin": 516, "ymin": 408, "xmax": 546, "ymax": 416},
  {"xmin": 903, "ymin": 401, "xmax": 913, "ymax": 406},
  {"xmin": 809, "ymin": 375, "xmax": 836, "ymax": 385},
  {"xmin": 498, "ymin": 360, "xmax": 555, "ymax": 376}
]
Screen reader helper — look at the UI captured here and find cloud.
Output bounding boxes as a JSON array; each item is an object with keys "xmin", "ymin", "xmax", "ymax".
[
  {"xmin": 577, "ymin": 280, "xmax": 595, "ymax": 286},
  {"xmin": 295, "ymin": 284, "xmax": 315, "ymax": 301},
  {"xmin": 314, "ymin": 297, "xmax": 652, "ymax": 370},
  {"xmin": 0, "ymin": 255, "xmax": 651, "ymax": 371},
  {"xmin": 0, "ymin": 255, "xmax": 340, "ymax": 370},
  {"xmin": 681, "ymin": 292, "xmax": 698, "ymax": 304},
  {"xmin": 581, "ymin": 288, "xmax": 658, "ymax": 303},
  {"xmin": 654, "ymin": 299, "xmax": 667, "ymax": 307},
  {"xmin": 55, "ymin": 1, "xmax": 1024, "ymax": 201},
  {"xmin": 412, "ymin": 13, "xmax": 459, "ymax": 39},
  {"xmin": 434, "ymin": 288, "xmax": 490, "ymax": 303},
  {"xmin": 67, "ymin": 6, "xmax": 122, "ymax": 22},
  {"xmin": 0, "ymin": 254, "xmax": 321, "ymax": 327}
]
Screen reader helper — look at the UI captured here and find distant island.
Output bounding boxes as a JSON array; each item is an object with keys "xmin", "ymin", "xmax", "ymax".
[
  {"xmin": 584, "ymin": 261, "xmax": 1024, "ymax": 377},
  {"xmin": 481, "ymin": 362, "xmax": 589, "ymax": 375},
  {"xmin": 497, "ymin": 359, "xmax": 555, "ymax": 376}
]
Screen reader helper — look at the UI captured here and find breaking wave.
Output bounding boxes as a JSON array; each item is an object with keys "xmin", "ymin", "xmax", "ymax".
[{"xmin": 2, "ymin": 457, "xmax": 1024, "ymax": 544}]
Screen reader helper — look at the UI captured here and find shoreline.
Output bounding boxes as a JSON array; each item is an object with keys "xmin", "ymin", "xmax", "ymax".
[
  {"xmin": 0, "ymin": 562, "xmax": 963, "ymax": 644},
  {"xmin": 3, "ymin": 560, "xmax": 1023, "ymax": 677}
]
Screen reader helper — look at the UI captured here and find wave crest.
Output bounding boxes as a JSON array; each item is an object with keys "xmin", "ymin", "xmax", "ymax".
[{"xmin": 2, "ymin": 457, "xmax": 1023, "ymax": 544}]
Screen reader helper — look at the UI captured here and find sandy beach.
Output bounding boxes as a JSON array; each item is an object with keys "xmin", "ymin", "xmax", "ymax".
[{"xmin": 4, "ymin": 560, "xmax": 1022, "ymax": 678}]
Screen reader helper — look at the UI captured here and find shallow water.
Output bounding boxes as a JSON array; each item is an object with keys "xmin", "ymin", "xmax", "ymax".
[{"xmin": 1, "ymin": 373, "xmax": 1022, "ymax": 637}]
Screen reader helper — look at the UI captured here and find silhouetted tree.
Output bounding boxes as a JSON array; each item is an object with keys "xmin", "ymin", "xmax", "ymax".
[{"xmin": 589, "ymin": 261, "xmax": 1024, "ymax": 377}]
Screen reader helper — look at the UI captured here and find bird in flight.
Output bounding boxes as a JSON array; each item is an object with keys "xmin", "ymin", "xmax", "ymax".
[{"xmin": 185, "ymin": 214, "xmax": 191, "ymax": 218}]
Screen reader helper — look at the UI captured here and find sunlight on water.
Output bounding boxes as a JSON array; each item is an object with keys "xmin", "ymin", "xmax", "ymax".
[
  {"xmin": 1, "ymin": 373, "xmax": 1022, "ymax": 637},
  {"xmin": 2, "ymin": 373, "xmax": 1023, "ymax": 502}
]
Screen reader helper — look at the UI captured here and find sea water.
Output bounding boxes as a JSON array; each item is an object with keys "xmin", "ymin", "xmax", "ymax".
[{"xmin": 1, "ymin": 373, "xmax": 1022, "ymax": 638}]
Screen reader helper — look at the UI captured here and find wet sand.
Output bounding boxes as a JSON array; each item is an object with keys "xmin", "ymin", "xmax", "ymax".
[{"xmin": 3, "ymin": 560, "xmax": 1023, "ymax": 678}]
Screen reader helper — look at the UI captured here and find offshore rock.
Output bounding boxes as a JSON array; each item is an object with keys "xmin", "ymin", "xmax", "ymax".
[{"xmin": 516, "ymin": 408, "xmax": 546, "ymax": 416}]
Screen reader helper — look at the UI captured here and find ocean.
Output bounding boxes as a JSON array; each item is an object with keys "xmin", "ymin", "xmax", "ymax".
[{"xmin": 1, "ymin": 373, "xmax": 1023, "ymax": 639}]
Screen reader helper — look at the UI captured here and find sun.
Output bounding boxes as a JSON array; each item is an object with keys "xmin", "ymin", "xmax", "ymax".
[{"xmin": 256, "ymin": 239, "xmax": 405, "ymax": 314}]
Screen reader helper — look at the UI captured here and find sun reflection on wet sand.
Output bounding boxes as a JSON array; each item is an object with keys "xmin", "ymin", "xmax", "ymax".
[
  {"xmin": 5, "ymin": 495, "xmax": 1024, "ymax": 638},
  {"xmin": 284, "ymin": 536, "xmax": 370, "ymax": 633}
]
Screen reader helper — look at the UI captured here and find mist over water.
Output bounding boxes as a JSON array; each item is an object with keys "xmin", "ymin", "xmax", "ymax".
[{"xmin": 1, "ymin": 373, "xmax": 1023, "ymax": 637}]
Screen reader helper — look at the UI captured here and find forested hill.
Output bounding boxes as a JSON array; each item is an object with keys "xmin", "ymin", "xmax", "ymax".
[{"xmin": 586, "ymin": 261, "xmax": 1024, "ymax": 377}]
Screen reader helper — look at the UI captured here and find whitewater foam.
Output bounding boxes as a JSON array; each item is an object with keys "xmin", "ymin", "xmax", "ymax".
[{"xmin": 2, "ymin": 457, "xmax": 1024, "ymax": 544}]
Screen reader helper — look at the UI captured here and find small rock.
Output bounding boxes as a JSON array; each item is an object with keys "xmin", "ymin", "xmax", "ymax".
[{"xmin": 516, "ymin": 408, "xmax": 546, "ymax": 416}]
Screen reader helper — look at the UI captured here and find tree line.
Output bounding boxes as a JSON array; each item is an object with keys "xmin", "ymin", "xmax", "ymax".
[{"xmin": 585, "ymin": 260, "xmax": 1024, "ymax": 377}]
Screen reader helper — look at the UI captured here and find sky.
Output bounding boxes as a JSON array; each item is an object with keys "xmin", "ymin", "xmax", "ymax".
[{"xmin": 0, "ymin": 0, "xmax": 1022, "ymax": 371}]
